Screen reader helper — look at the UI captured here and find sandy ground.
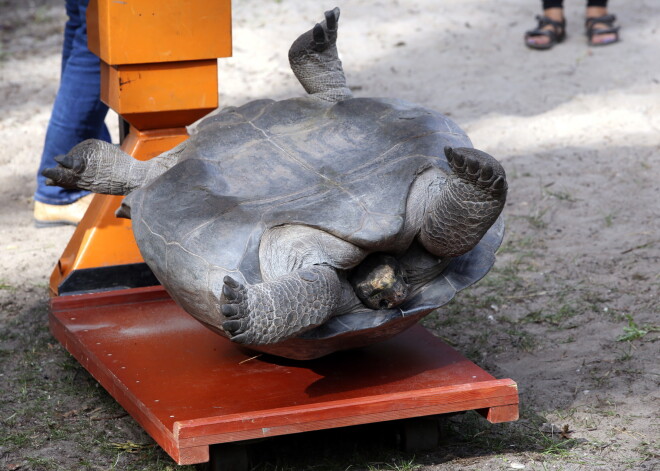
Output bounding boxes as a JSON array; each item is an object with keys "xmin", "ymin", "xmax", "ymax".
[{"xmin": 1, "ymin": 0, "xmax": 659, "ymax": 470}]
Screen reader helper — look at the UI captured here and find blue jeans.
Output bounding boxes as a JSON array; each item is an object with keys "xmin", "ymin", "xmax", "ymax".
[{"xmin": 35, "ymin": 0, "xmax": 110, "ymax": 205}]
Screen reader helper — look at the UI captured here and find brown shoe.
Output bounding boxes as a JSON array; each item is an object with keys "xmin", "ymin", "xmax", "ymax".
[{"xmin": 33, "ymin": 194, "xmax": 94, "ymax": 228}]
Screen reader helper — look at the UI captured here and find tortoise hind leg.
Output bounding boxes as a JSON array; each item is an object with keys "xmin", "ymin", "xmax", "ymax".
[
  {"xmin": 288, "ymin": 8, "xmax": 353, "ymax": 103},
  {"xmin": 221, "ymin": 266, "xmax": 341, "ymax": 345}
]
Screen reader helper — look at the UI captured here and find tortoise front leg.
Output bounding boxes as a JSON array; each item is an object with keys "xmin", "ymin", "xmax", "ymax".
[
  {"xmin": 221, "ymin": 266, "xmax": 341, "ymax": 345},
  {"xmin": 42, "ymin": 139, "xmax": 179, "ymax": 195}
]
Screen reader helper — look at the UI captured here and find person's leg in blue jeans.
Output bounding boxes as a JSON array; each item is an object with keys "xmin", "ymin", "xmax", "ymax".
[{"xmin": 34, "ymin": 0, "xmax": 111, "ymax": 226}]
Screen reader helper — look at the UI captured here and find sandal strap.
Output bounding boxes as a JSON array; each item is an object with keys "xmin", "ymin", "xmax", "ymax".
[
  {"xmin": 585, "ymin": 14, "xmax": 619, "ymax": 31},
  {"xmin": 525, "ymin": 15, "xmax": 565, "ymax": 39},
  {"xmin": 534, "ymin": 15, "xmax": 565, "ymax": 31}
]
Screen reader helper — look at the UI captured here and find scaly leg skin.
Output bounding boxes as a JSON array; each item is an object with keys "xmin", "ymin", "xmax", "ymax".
[
  {"xmin": 221, "ymin": 266, "xmax": 341, "ymax": 345},
  {"xmin": 288, "ymin": 8, "xmax": 352, "ymax": 102},
  {"xmin": 42, "ymin": 138, "xmax": 177, "ymax": 196},
  {"xmin": 420, "ymin": 146, "xmax": 507, "ymax": 258}
]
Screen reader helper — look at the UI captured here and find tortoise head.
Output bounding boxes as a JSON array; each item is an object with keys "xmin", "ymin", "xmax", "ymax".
[{"xmin": 349, "ymin": 253, "xmax": 409, "ymax": 310}]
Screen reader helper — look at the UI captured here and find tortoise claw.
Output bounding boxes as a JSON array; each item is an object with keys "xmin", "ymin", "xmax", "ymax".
[
  {"xmin": 223, "ymin": 275, "xmax": 240, "ymax": 289},
  {"xmin": 479, "ymin": 163, "xmax": 494, "ymax": 182},
  {"xmin": 230, "ymin": 332, "xmax": 252, "ymax": 345},
  {"xmin": 221, "ymin": 304, "xmax": 239, "ymax": 317},
  {"xmin": 450, "ymin": 151, "xmax": 465, "ymax": 170},
  {"xmin": 222, "ymin": 283, "xmax": 237, "ymax": 301},
  {"xmin": 53, "ymin": 153, "xmax": 71, "ymax": 168},
  {"xmin": 492, "ymin": 176, "xmax": 506, "ymax": 191},
  {"xmin": 223, "ymin": 319, "xmax": 247, "ymax": 335},
  {"xmin": 444, "ymin": 146, "xmax": 453, "ymax": 162},
  {"xmin": 466, "ymin": 156, "xmax": 480, "ymax": 179},
  {"xmin": 325, "ymin": 7, "xmax": 339, "ymax": 32},
  {"xmin": 312, "ymin": 23, "xmax": 326, "ymax": 47}
]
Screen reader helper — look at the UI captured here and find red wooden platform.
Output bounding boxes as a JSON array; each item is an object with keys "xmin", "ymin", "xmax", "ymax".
[{"xmin": 49, "ymin": 286, "xmax": 518, "ymax": 465}]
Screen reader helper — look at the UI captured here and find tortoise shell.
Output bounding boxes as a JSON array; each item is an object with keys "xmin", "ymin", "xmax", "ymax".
[{"xmin": 126, "ymin": 96, "xmax": 503, "ymax": 359}]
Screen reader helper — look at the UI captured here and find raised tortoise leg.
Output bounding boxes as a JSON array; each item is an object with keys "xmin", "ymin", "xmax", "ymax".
[
  {"xmin": 288, "ymin": 8, "xmax": 353, "ymax": 102},
  {"xmin": 419, "ymin": 147, "xmax": 507, "ymax": 258},
  {"xmin": 221, "ymin": 266, "xmax": 342, "ymax": 345},
  {"xmin": 41, "ymin": 138, "xmax": 181, "ymax": 196}
]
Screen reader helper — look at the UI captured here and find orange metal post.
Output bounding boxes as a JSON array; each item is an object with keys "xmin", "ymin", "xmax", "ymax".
[{"xmin": 50, "ymin": 0, "xmax": 232, "ymax": 295}]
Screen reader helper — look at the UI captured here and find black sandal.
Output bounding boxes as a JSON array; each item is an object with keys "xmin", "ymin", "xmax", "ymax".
[
  {"xmin": 585, "ymin": 14, "xmax": 620, "ymax": 46},
  {"xmin": 525, "ymin": 15, "xmax": 566, "ymax": 50}
]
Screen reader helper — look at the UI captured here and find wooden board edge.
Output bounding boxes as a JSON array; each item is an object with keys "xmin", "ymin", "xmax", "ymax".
[
  {"xmin": 176, "ymin": 393, "xmax": 519, "ymax": 450},
  {"xmin": 175, "ymin": 381, "xmax": 519, "ymax": 444}
]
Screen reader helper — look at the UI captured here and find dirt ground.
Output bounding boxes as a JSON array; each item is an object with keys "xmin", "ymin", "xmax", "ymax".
[{"xmin": 1, "ymin": 0, "xmax": 658, "ymax": 470}]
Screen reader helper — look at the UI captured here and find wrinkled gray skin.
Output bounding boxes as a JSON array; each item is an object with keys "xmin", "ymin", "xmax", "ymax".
[{"xmin": 44, "ymin": 8, "xmax": 507, "ymax": 352}]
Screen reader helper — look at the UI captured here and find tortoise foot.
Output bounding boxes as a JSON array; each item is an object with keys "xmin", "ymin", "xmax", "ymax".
[
  {"xmin": 444, "ymin": 147, "xmax": 507, "ymax": 196},
  {"xmin": 220, "ymin": 267, "xmax": 341, "ymax": 346},
  {"xmin": 220, "ymin": 276, "xmax": 252, "ymax": 343},
  {"xmin": 42, "ymin": 139, "xmax": 137, "ymax": 195},
  {"xmin": 42, "ymin": 141, "xmax": 95, "ymax": 190},
  {"xmin": 288, "ymin": 8, "xmax": 351, "ymax": 102},
  {"xmin": 290, "ymin": 7, "xmax": 340, "ymax": 57},
  {"xmin": 311, "ymin": 8, "xmax": 340, "ymax": 52}
]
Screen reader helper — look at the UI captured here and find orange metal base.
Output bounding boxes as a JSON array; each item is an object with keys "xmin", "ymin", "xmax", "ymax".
[{"xmin": 49, "ymin": 286, "xmax": 519, "ymax": 465}]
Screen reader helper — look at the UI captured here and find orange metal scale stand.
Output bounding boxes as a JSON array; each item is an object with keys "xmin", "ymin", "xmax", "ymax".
[
  {"xmin": 50, "ymin": 286, "xmax": 518, "ymax": 465},
  {"xmin": 47, "ymin": 1, "xmax": 519, "ymax": 467}
]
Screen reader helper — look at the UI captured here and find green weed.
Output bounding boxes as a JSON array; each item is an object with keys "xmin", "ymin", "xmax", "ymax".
[
  {"xmin": 0, "ymin": 280, "xmax": 14, "ymax": 290},
  {"xmin": 367, "ymin": 458, "xmax": 421, "ymax": 471},
  {"xmin": 522, "ymin": 304, "xmax": 580, "ymax": 327},
  {"xmin": 545, "ymin": 189, "xmax": 577, "ymax": 202},
  {"xmin": 25, "ymin": 456, "xmax": 58, "ymax": 469},
  {"xmin": 515, "ymin": 207, "xmax": 549, "ymax": 229},
  {"xmin": 32, "ymin": 5, "xmax": 51, "ymax": 23},
  {"xmin": 604, "ymin": 213, "xmax": 615, "ymax": 227},
  {"xmin": 617, "ymin": 315, "xmax": 659, "ymax": 342},
  {"xmin": 108, "ymin": 441, "xmax": 154, "ymax": 454}
]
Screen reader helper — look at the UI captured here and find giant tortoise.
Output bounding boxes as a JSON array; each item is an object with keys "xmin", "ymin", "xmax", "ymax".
[{"xmin": 44, "ymin": 8, "xmax": 507, "ymax": 360}]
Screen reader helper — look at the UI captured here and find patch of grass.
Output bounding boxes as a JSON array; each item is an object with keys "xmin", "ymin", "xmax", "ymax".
[
  {"xmin": 521, "ymin": 304, "xmax": 580, "ymax": 327},
  {"xmin": 631, "ymin": 441, "xmax": 660, "ymax": 465},
  {"xmin": 32, "ymin": 5, "xmax": 51, "ymax": 23},
  {"xmin": 617, "ymin": 315, "xmax": 659, "ymax": 342},
  {"xmin": 545, "ymin": 189, "xmax": 577, "ymax": 203},
  {"xmin": 0, "ymin": 279, "xmax": 15, "ymax": 290},
  {"xmin": 0, "ymin": 431, "xmax": 32, "ymax": 447},
  {"xmin": 25, "ymin": 456, "xmax": 59, "ymax": 470},
  {"xmin": 108, "ymin": 441, "xmax": 154, "ymax": 454},
  {"xmin": 445, "ymin": 408, "xmax": 582, "ymax": 461},
  {"xmin": 539, "ymin": 437, "xmax": 580, "ymax": 457},
  {"xmin": 496, "ymin": 235, "xmax": 541, "ymax": 255},
  {"xmin": 615, "ymin": 343, "xmax": 635, "ymax": 362},
  {"xmin": 462, "ymin": 331, "xmax": 493, "ymax": 361},
  {"xmin": 603, "ymin": 213, "xmax": 615, "ymax": 227},
  {"xmin": 482, "ymin": 263, "xmax": 526, "ymax": 292},
  {"xmin": 589, "ymin": 368, "xmax": 613, "ymax": 388},
  {"xmin": 367, "ymin": 457, "xmax": 421, "ymax": 471},
  {"xmin": 505, "ymin": 328, "xmax": 537, "ymax": 352},
  {"xmin": 514, "ymin": 207, "xmax": 549, "ymax": 230}
]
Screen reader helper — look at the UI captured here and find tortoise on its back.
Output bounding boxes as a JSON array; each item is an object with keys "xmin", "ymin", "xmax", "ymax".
[{"xmin": 44, "ymin": 8, "xmax": 507, "ymax": 359}]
